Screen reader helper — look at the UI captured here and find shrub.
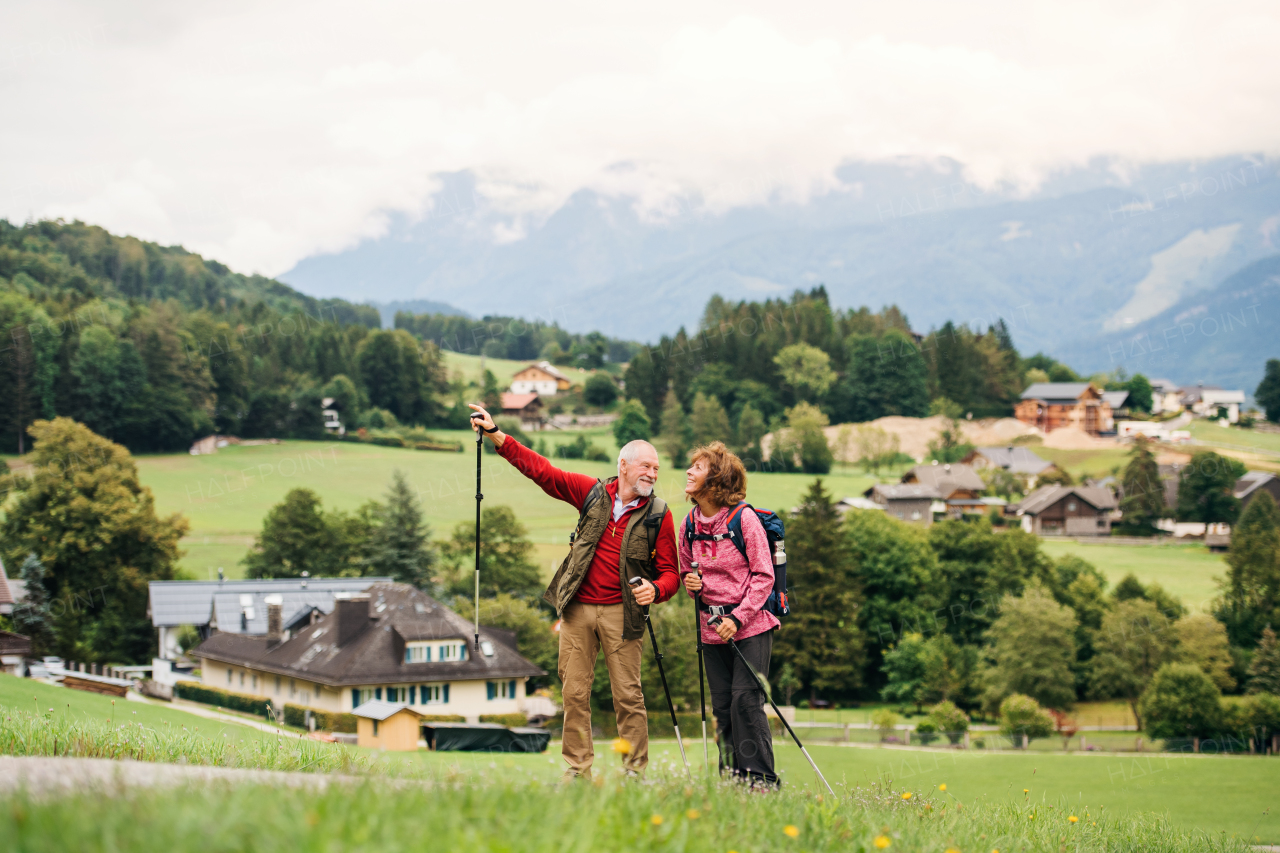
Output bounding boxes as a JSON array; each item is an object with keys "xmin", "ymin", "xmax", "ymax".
[
  {"xmin": 479, "ymin": 714, "xmax": 529, "ymax": 727},
  {"xmin": 419, "ymin": 714, "xmax": 467, "ymax": 723},
  {"xmin": 926, "ymin": 700, "xmax": 971, "ymax": 745},
  {"xmin": 1139, "ymin": 663, "xmax": 1222, "ymax": 741},
  {"xmin": 612, "ymin": 400, "xmax": 652, "ymax": 446},
  {"xmin": 998, "ymin": 694, "xmax": 1053, "ymax": 747},
  {"xmin": 554, "ymin": 434, "xmax": 610, "ymax": 462},
  {"xmin": 913, "ymin": 718, "xmax": 939, "ymax": 745},
  {"xmin": 359, "ymin": 408, "xmax": 400, "ymax": 429},
  {"xmin": 1242, "ymin": 693, "xmax": 1280, "ymax": 745},
  {"xmin": 871, "ymin": 708, "xmax": 900, "ymax": 742},
  {"xmin": 584, "ymin": 373, "xmax": 618, "ymax": 407},
  {"xmin": 282, "ymin": 704, "xmax": 358, "ymax": 734},
  {"xmin": 175, "ymin": 682, "xmax": 274, "ymax": 718}
]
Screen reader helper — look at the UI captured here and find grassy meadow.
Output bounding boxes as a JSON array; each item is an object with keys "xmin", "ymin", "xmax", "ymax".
[
  {"xmin": 1038, "ymin": 540, "xmax": 1225, "ymax": 610},
  {"xmin": 135, "ymin": 433, "xmax": 878, "ymax": 580}
]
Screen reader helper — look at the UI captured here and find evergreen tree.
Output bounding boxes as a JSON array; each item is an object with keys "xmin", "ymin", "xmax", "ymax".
[
  {"xmin": 657, "ymin": 389, "xmax": 689, "ymax": 467},
  {"xmin": 844, "ymin": 330, "xmax": 929, "ymax": 422},
  {"xmin": 690, "ymin": 392, "xmax": 732, "ymax": 448},
  {"xmin": 1119, "ymin": 438, "xmax": 1168, "ymax": 533},
  {"xmin": 243, "ymin": 488, "xmax": 340, "ymax": 579},
  {"xmin": 1177, "ymin": 451, "xmax": 1245, "ymax": 525},
  {"xmin": 583, "ymin": 372, "xmax": 618, "ymax": 407},
  {"xmin": 1257, "ymin": 359, "xmax": 1280, "ymax": 424},
  {"xmin": 770, "ymin": 480, "xmax": 865, "ymax": 702},
  {"xmin": 1218, "ymin": 491, "xmax": 1280, "ymax": 646},
  {"xmin": 1247, "ymin": 625, "xmax": 1280, "ymax": 695},
  {"xmin": 612, "ymin": 400, "xmax": 652, "ymax": 446},
  {"xmin": 11, "ymin": 553, "xmax": 55, "ymax": 655},
  {"xmin": 365, "ymin": 470, "xmax": 437, "ymax": 588}
]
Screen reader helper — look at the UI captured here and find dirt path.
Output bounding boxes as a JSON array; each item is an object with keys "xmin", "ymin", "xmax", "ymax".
[{"xmin": 0, "ymin": 756, "xmax": 384, "ymax": 798}]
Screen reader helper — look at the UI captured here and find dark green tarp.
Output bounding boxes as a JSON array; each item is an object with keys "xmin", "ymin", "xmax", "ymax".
[{"xmin": 425, "ymin": 723, "xmax": 551, "ymax": 753}]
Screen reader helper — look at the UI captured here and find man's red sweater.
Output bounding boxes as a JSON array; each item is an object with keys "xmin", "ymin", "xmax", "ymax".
[{"xmin": 497, "ymin": 437, "xmax": 679, "ymax": 605}]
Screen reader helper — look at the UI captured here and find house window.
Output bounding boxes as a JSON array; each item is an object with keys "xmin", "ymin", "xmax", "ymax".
[
  {"xmin": 1067, "ymin": 501, "xmax": 1077, "ymax": 511},
  {"xmin": 385, "ymin": 687, "xmax": 404, "ymax": 703},
  {"xmin": 419, "ymin": 684, "xmax": 445, "ymax": 704},
  {"xmin": 275, "ymin": 676, "xmax": 281, "ymax": 695},
  {"xmin": 290, "ymin": 679, "xmax": 296, "ymax": 698},
  {"xmin": 438, "ymin": 641, "xmax": 468, "ymax": 662},
  {"xmin": 239, "ymin": 671, "xmax": 244, "ymax": 687},
  {"xmin": 372, "ymin": 720, "xmax": 379, "ymax": 737},
  {"xmin": 405, "ymin": 642, "xmax": 433, "ymax": 663},
  {"xmin": 910, "ymin": 511, "xmax": 921, "ymax": 520},
  {"xmin": 226, "ymin": 668, "xmax": 232, "ymax": 685},
  {"xmin": 487, "ymin": 680, "xmax": 517, "ymax": 700}
]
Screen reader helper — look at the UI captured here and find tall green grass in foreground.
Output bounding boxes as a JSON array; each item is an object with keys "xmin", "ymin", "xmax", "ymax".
[
  {"xmin": 0, "ymin": 772, "xmax": 1251, "ymax": 853},
  {"xmin": 1, "ymin": 707, "xmax": 365, "ymax": 775}
]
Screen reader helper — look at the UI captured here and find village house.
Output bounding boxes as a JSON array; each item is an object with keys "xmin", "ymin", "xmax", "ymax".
[
  {"xmin": 864, "ymin": 483, "xmax": 941, "ymax": 526},
  {"xmin": 0, "ymin": 558, "xmax": 18, "ymax": 616},
  {"xmin": 1181, "ymin": 386, "xmax": 1246, "ymax": 423},
  {"xmin": 509, "ymin": 361, "xmax": 571, "ymax": 396},
  {"xmin": 191, "ymin": 583, "xmax": 544, "ymax": 722},
  {"xmin": 500, "ymin": 392, "xmax": 546, "ymax": 431},
  {"xmin": 961, "ymin": 446, "xmax": 1060, "ymax": 489},
  {"xmin": 149, "ymin": 577, "xmax": 390, "ymax": 660},
  {"xmin": 1, "ymin": 630, "xmax": 31, "ymax": 676},
  {"xmin": 1014, "ymin": 485, "xmax": 1118, "ymax": 536},
  {"xmin": 1236, "ymin": 471, "xmax": 1280, "ymax": 512},
  {"xmin": 1149, "ymin": 379, "xmax": 1183, "ymax": 415},
  {"xmin": 1015, "ymin": 382, "xmax": 1113, "ymax": 435},
  {"xmin": 901, "ymin": 462, "xmax": 987, "ymax": 519},
  {"xmin": 1101, "ymin": 390, "xmax": 1130, "ymax": 418}
]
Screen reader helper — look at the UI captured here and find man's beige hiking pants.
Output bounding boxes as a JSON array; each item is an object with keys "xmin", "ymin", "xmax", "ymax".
[{"xmin": 558, "ymin": 601, "xmax": 647, "ymax": 777}]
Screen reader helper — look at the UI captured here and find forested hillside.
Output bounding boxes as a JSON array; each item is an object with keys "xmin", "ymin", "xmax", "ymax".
[{"xmin": 0, "ymin": 219, "xmax": 448, "ymax": 454}]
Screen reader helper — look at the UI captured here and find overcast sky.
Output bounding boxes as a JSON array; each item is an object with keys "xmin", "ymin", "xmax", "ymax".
[{"xmin": 3, "ymin": 1, "xmax": 1279, "ymax": 276}]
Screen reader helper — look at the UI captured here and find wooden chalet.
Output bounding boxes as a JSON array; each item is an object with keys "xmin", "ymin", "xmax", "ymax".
[{"xmin": 1015, "ymin": 382, "xmax": 1113, "ymax": 435}]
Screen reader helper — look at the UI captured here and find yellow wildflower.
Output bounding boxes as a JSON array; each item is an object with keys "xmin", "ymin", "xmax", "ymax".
[
  {"xmin": 901, "ymin": 792, "xmax": 913, "ymax": 800},
  {"xmin": 1069, "ymin": 815, "xmax": 1079, "ymax": 823},
  {"xmin": 612, "ymin": 738, "xmax": 632, "ymax": 755},
  {"xmin": 783, "ymin": 825, "xmax": 800, "ymax": 838},
  {"xmin": 1022, "ymin": 788, "xmax": 1029, "ymax": 794},
  {"xmin": 686, "ymin": 809, "xmax": 701, "ymax": 820},
  {"xmin": 874, "ymin": 836, "xmax": 891, "ymax": 849},
  {"xmin": 938, "ymin": 783, "xmax": 947, "ymax": 791},
  {"xmin": 650, "ymin": 814, "xmax": 663, "ymax": 826},
  {"xmin": 946, "ymin": 848, "xmax": 960, "ymax": 853}
]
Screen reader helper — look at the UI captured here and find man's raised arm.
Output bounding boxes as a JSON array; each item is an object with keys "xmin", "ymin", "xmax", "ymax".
[{"xmin": 468, "ymin": 403, "xmax": 597, "ymax": 509}]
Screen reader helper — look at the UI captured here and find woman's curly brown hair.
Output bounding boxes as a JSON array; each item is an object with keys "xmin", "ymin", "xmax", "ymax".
[{"xmin": 687, "ymin": 441, "xmax": 747, "ymax": 509}]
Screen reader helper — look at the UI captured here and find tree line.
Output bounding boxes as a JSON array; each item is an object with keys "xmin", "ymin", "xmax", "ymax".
[{"xmin": 0, "ymin": 218, "xmax": 463, "ymax": 455}]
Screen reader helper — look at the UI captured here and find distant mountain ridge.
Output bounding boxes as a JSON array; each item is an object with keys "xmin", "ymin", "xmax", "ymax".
[{"xmin": 276, "ymin": 154, "xmax": 1278, "ymax": 391}]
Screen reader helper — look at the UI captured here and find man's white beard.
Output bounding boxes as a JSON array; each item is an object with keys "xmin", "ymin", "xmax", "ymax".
[{"xmin": 633, "ymin": 478, "xmax": 654, "ymax": 497}]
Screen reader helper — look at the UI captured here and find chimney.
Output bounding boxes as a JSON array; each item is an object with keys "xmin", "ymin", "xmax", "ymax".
[
  {"xmin": 335, "ymin": 594, "xmax": 371, "ymax": 647},
  {"xmin": 265, "ymin": 594, "xmax": 284, "ymax": 644}
]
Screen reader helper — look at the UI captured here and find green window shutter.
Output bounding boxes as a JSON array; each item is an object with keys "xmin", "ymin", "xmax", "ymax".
[
  {"xmin": 443, "ymin": 684, "xmax": 450, "ymax": 703},
  {"xmin": 375, "ymin": 687, "xmax": 382, "ymax": 701},
  {"xmin": 409, "ymin": 686, "xmax": 416, "ymax": 705},
  {"xmin": 509, "ymin": 680, "xmax": 516, "ymax": 699},
  {"xmin": 486, "ymin": 681, "xmax": 495, "ymax": 700},
  {"xmin": 352, "ymin": 689, "xmax": 360, "ymax": 708}
]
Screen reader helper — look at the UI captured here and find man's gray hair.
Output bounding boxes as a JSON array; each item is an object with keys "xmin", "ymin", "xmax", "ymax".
[{"xmin": 617, "ymin": 439, "xmax": 657, "ymax": 469}]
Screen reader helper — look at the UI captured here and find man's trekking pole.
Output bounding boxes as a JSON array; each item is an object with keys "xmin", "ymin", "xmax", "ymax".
[
  {"xmin": 629, "ymin": 577, "xmax": 691, "ymax": 775},
  {"xmin": 692, "ymin": 562, "xmax": 710, "ymax": 771},
  {"xmin": 708, "ymin": 616, "xmax": 836, "ymax": 796},
  {"xmin": 469, "ymin": 412, "xmax": 485, "ymax": 650}
]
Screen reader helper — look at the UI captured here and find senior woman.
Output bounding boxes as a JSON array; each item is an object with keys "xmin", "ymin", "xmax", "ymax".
[{"xmin": 679, "ymin": 441, "xmax": 779, "ymax": 788}]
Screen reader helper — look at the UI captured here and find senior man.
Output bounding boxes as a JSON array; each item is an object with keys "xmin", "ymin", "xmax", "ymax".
[{"xmin": 469, "ymin": 404, "xmax": 678, "ymax": 778}]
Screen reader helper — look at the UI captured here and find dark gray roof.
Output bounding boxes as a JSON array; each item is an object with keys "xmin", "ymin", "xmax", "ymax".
[
  {"xmin": 905, "ymin": 463, "xmax": 986, "ymax": 494},
  {"xmin": 1235, "ymin": 471, "xmax": 1278, "ymax": 500},
  {"xmin": 192, "ymin": 583, "xmax": 544, "ymax": 686},
  {"xmin": 148, "ymin": 578, "xmax": 391, "ymax": 630},
  {"xmin": 1101, "ymin": 391, "xmax": 1130, "ymax": 410},
  {"xmin": 1020, "ymin": 382, "xmax": 1095, "ymax": 403},
  {"xmin": 868, "ymin": 483, "xmax": 943, "ymax": 501},
  {"xmin": 1017, "ymin": 485, "xmax": 1118, "ymax": 515},
  {"xmin": 966, "ymin": 447, "xmax": 1055, "ymax": 476}
]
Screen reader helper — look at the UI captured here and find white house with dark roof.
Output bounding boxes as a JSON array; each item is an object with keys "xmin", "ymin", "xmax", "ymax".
[
  {"xmin": 191, "ymin": 583, "xmax": 544, "ymax": 721},
  {"xmin": 148, "ymin": 577, "xmax": 391, "ymax": 659}
]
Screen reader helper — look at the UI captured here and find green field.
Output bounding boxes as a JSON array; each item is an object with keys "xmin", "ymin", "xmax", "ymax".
[
  {"xmin": 441, "ymin": 350, "xmax": 537, "ymax": 389},
  {"xmin": 1035, "ymin": 446, "xmax": 1132, "ymax": 481},
  {"xmin": 1038, "ymin": 540, "xmax": 1225, "ymax": 611},
  {"xmin": 135, "ymin": 434, "xmax": 875, "ymax": 580},
  {"xmin": 0, "ymin": 673, "xmax": 262, "ymax": 739}
]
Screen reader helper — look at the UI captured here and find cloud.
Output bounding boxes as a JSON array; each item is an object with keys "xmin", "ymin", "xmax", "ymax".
[{"xmin": 2, "ymin": 1, "xmax": 1279, "ymax": 277}]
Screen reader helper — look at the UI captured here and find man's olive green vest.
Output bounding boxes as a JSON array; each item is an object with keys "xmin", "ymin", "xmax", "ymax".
[{"xmin": 542, "ymin": 477, "xmax": 668, "ymax": 641}]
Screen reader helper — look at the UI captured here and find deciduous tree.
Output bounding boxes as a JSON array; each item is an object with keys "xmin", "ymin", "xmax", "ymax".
[{"xmin": 984, "ymin": 585, "xmax": 1078, "ymax": 711}]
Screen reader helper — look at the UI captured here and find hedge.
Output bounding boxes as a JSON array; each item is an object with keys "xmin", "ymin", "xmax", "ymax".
[
  {"xmin": 175, "ymin": 682, "xmax": 275, "ymax": 718},
  {"xmin": 479, "ymin": 713, "xmax": 528, "ymax": 727},
  {"xmin": 282, "ymin": 704, "xmax": 358, "ymax": 734},
  {"xmin": 420, "ymin": 714, "xmax": 467, "ymax": 723}
]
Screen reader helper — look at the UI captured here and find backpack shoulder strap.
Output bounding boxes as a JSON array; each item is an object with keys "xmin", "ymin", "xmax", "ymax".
[
  {"xmin": 724, "ymin": 502, "xmax": 752, "ymax": 561},
  {"xmin": 644, "ymin": 495, "xmax": 668, "ymax": 561},
  {"xmin": 569, "ymin": 480, "xmax": 605, "ymax": 543}
]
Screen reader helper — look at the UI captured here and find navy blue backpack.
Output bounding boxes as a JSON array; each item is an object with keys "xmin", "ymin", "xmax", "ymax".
[{"xmin": 683, "ymin": 502, "xmax": 789, "ymax": 619}]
